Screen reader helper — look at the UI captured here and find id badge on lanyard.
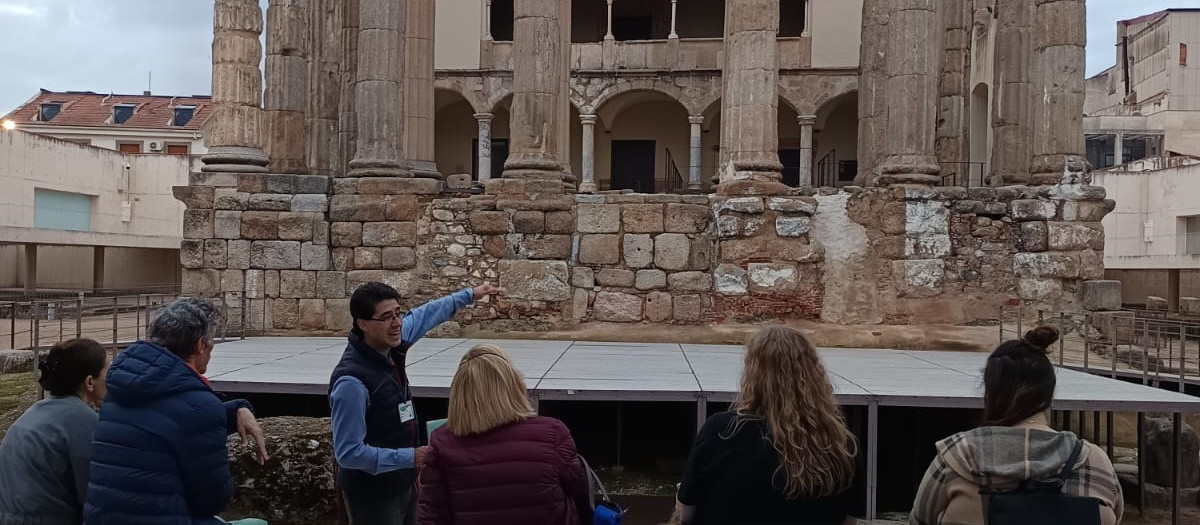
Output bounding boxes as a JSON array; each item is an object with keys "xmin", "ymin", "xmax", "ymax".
[{"xmin": 398, "ymin": 400, "xmax": 415, "ymax": 423}]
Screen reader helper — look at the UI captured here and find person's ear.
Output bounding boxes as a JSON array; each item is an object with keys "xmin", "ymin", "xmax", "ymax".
[{"xmin": 84, "ymin": 375, "xmax": 95, "ymax": 393}]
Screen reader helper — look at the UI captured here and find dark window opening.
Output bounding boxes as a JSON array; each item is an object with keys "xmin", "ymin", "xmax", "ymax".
[
  {"xmin": 39, "ymin": 103, "xmax": 62, "ymax": 122},
  {"xmin": 172, "ymin": 107, "xmax": 196, "ymax": 127},
  {"xmin": 113, "ymin": 104, "xmax": 137, "ymax": 125},
  {"xmin": 779, "ymin": 1, "xmax": 806, "ymax": 38},
  {"xmin": 118, "ymin": 142, "xmax": 142, "ymax": 154},
  {"xmin": 491, "ymin": 0, "xmax": 514, "ymax": 41},
  {"xmin": 613, "ymin": 16, "xmax": 653, "ymax": 41},
  {"xmin": 166, "ymin": 144, "xmax": 190, "ymax": 156},
  {"xmin": 472, "ymin": 139, "xmax": 511, "ymax": 181}
]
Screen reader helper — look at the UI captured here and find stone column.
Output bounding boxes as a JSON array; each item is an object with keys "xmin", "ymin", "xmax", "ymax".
[
  {"xmin": 484, "ymin": 0, "xmax": 493, "ymax": 39},
  {"xmin": 876, "ymin": 0, "xmax": 942, "ymax": 186},
  {"xmin": 202, "ymin": 0, "xmax": 269, "ymax": 173},
  {"xmin": 605, "ymin": 0, "xmax": 614, "ymax": 40},
  {"xmin": 669, "ymin": 0, "xmax": 679, "ymax": 39},
  {"xmin": 264, "ymin": 0, "xmax": 310, "ymax": 174},
  {"xmin": 348, "ymin": 0, "xmax": 409, "ymax": 177},
  {"xmin": 476, "ymin": 113, "xmax": 493, "ymax": 182},
  {"xmin": 579, "ymin": 114, "xmax": 597, "ymax": 193},
  {"xmin": 802, "ymin": 0, "xmax": 812, "ymax": 37},
  {"xmin": 406, "ymin": 0, "xmax": 440, "ymax": 178},
  {"xmin": 991, "ymin": 0, "xmax": 1033, "ymax": 185},
  {"xmin": 308, "ymin": 0, "xmax": 343, "ymax": 176},
  {"xmin": 23, "ymin": 244, "xmax": 36, "ymax": 293},
  {"xmin": 92, "ymin": 246, "xmax": 105, "ymax": 292},
  {"xmin": 1114, "ymin": 133, "xmax": 1124, "ymax": 166},
  {"xmin": 718, "ymin": 0, "xmax": 785, "ymax": 193},
  {"xmin": 501, "ymin": 0, "xmax": 570, "ymax": 186},
  {"xmin": 855, "ymin": 0, "xmax": 887, "ymax": 185},
  {"xmin": 1028, "ymin": 0, "xmax": 1086, "ymax": 185},
  {"xmin": 688, "ymin": 115, "xmax": 704, "ymax": 190},
  {"xmin": 337, "ymin": 0, "xmax": 360, "ymax": 175},
  {"xmin": 797, "ymin": 114, "xmax": 815, "ymax": 188}
]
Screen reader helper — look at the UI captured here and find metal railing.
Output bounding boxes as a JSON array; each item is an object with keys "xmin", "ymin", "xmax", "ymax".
[
  {"xmin": 664, "ymin": 148, "xmax": 684, "ymax": 193},
  {"xmin": 938, "ymin": 161, "xmax": 987, "ymax": 188},
  {"xmin": 815, "ymin": 148, "xmax": 837, "ymax": 187}
]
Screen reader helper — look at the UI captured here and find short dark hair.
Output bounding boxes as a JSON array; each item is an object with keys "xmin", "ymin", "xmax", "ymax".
[
  {"xmin": 37, "ymin": 339, "xmax": 107, "ymax": 397},
  {"xmin": 147, "ymin": 297, "xmax": 223, "ymax": 358},
  {"xmin": 349, "ymin": 282, "xmax": 403, "ymax": 331},
  {"xmin": 982, "ymin": 325, "xmax": 1060, "ymax": 427}
]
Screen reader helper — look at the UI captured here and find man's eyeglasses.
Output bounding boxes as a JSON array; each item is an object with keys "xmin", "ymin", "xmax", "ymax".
[{"xmin": 366, "ymin": 309, "xmax": 407, "ymax": 323}]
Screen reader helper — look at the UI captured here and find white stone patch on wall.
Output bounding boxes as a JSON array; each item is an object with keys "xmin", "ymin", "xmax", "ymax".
[
  {"xmin": 714, "ymin": 264, "xmax": 748, "ymax": 295},
  {"xmin": 905, "ymin": 234, "xmax": 951, "ymax": 258},
  {"xmin": 775, "ymin": 216, "xmax": 811, "ymax": 237},
  {"xmin": 748, "ymin": 263, "xmax": 796, "ymax": 289},
  {"xmin": 892, "ymin": 259, "xmax": 945, "ymax": 299},
  {"xmin": 811, "ymin": 193, "xmax": 881, "ymax": 324},
  {"xmin": 904, "ymin": 198, "xmax": 950, "ymax": 258}
]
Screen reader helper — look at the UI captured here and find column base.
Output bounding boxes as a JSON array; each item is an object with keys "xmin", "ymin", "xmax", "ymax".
[
  {"xmin": 1030, "ymin": 154, "xmax": 1090, "ymax": 186},
  {"xmin": 201, "ymin": 146, "xmax": 270, "ymax": 173},
  {"xmin": 501, "ymin": 158, "xmax": 566, "ymax": 181},
  {"xmin": 348, "ymin": 158, "xmax": 413, "ymax": 178},
  {"xmin": 579, "ymin": 182, "xmax": 598, "ymax": 194},
  {"xmin": 877, "ymin": 155, "xmax": 941, "ymax": 187}
]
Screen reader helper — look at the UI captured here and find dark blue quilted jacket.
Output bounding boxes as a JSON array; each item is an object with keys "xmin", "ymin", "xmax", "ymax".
[{"xmin": 84, "ymin": 341, "xmax": 247, "ymax": 525}]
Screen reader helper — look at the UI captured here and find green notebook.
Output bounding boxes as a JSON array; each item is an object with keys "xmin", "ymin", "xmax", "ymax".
[{"xmin": 426, "ymin": 418, "xmax": 448, "ymax": 441}]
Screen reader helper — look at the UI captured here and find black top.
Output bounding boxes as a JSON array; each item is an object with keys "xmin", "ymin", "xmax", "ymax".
[
  {"xmin": 678, "ymin": 411, "xmax": 863, "ymax": 525},
  {"xmin": 329, "ymin": 333, "xmax": 417, "ymax": 497}
]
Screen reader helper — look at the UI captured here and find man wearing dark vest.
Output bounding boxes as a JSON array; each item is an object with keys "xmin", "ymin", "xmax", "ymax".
[{"xmin": 330, "ymin": 281, "xmax": 500, "ymax": 525}]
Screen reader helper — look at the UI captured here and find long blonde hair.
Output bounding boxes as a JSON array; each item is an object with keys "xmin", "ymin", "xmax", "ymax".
[
  {"xmin": 446, "ymin": 344, "xmax": 535, "ymax": 436},
  {"xmin": 727, "ymin": 326, "xmax": 857, "ymax": 498}
]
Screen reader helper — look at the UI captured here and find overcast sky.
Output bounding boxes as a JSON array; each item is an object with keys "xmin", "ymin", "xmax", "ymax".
[{"xmin": 0, "ymin": 0, "xmax": 1182, "ymax": 113}]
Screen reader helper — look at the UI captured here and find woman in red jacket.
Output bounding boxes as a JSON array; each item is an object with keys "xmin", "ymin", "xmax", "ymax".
[{"xmin": 418, "ymin": 344, "xmax": 591, "ymax": 525}]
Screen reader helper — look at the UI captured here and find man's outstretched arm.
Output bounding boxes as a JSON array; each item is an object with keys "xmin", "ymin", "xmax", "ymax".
[{"xmin": 401, "ymin": 283, "xmax": 503, "ymax": 342}]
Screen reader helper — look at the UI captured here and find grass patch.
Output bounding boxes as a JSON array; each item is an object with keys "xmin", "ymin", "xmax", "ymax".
[{"xmin": 0, "ymin": 372, "xmax": 37, "ymax": 438}]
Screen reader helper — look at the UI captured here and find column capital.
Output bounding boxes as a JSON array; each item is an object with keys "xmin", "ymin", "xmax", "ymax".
[
  {"xmin": 797, "ymin": 114, "xmax": 817, "ymax": 125},
  {"xmin": 688, "ymin": 115, "xmax": 704, "ymax": 125},
  {"xmin": 580, "ymin": 114, "xmax": 598, "ymax": 125},
  {"xmin": 474, "ymin": 112, "xmax": 494, "ymax": 122}
]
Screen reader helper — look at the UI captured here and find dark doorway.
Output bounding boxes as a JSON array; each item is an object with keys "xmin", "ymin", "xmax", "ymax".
[
  {"xmin": 613, "ymin": 16, "xmax": 653, "ymax": 41},
  {"xmin": 779, "ymin": 149, "xmax": 801, "ymax": 187},
  {"xmin": 491, "ymin": 0, "xmax": 515, "ymax": 41},
  {"xmin": 611, "ymin": 140, "xmax": 656, "ymax": 193},
  {"xmin": 472, "ymin": 139, "xmax": 511, "ymax": 181}
]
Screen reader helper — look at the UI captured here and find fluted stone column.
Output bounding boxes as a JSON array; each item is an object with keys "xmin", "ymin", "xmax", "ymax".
[
  {"xmin": 855, "ymin": 0, "xmax": 887, "ymax": 185},
  {"xmin": 264, "ymin": 0, "xmax": 310, "ymax": 174},
  {"xmin": 718, "ymin": 0, "xmax": 785, "ymax": 193},
  {"xmin": 348, "ymin": 0, "xmax": 409, "ymax": 177},
  {"xmin": 991, "ymin": 0, "xmax": 1034, "ymax": 185},
  {"xmin": 797, "ymin": 114, "xmax": 815, "ymax": 188},
  {"xmin": 688, "ymin": 115, "xmax": 703, "ymax": 190},
  {"xmin": 501, "ymin": 0, "xmax": 570, "ymax": 186},
  {"xmin": 308, "ymin": 0, "xmax": 343, "ymax": 176},
  {"xmin": 579, "ymin": 114, "xmax": 597, "ymax": 193},
  {"xmin": 202, "ymin": 0, "xmax": 269, "ymax": 173},
  {"xmin": 337, "ymin": 0, "xmax": 360, "ymax": 175},
  {"xmin": 406, "ymin": 0, "xmax": 440, "ymax": 178},
  {"xmin": 876, "ymin": 0, "xmax": 942, "ymax": 187},
  {"xmin": 475, "ymin": 113, "xmax": 493, "ymax": 182},
  {"xmin": 1028, "ymin": 0, "xmax": 1086, "ymax": 185}
]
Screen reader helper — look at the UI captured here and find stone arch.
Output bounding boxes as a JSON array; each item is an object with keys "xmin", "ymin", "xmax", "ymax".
[
  {"xmin": 809, "ymin": 89, "xmax": 859, "ymax": 187},
  {"xmin": 432, "ymin": 79, "xmax": 486, "ymax": 115},
  {"xmin": 813, "ymin": 89, "xmax": 858, "ymax": 130},
  {"xmin": 588, "ymin": 79, "xmax": 694, "ymax": 122}
]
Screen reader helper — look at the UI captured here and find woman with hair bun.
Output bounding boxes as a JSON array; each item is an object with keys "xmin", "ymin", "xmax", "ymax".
[
  {"xmin": 0, "ymin": 338, "xmax": 109, "ymax": 525},
  {"xmin": 909, "ymin": 326, "xmax": 1124, "ymax": 525}
]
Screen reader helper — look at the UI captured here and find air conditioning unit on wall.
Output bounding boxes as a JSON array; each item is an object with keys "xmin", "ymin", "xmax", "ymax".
[{"xmin": 148, "ymin": 141, "xmax": 163, "ymax": 151}]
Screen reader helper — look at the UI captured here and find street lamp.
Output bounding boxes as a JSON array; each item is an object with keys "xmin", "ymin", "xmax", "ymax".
[{"xmin": 1, "ymin": 120, "xmax": 14, "ymax": 131}]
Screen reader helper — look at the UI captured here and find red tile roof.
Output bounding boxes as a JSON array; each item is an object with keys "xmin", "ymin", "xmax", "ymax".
[{"xmin": 1, "ymin": 89, "xmax": 213, "ymax": 131}]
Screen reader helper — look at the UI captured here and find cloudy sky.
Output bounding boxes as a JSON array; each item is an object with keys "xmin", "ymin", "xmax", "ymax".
[{"xmin": 0, "ymin": 0, "xmax": 1181, "ymax": 113}]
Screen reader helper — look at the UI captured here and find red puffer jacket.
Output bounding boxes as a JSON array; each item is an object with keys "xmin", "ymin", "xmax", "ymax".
[{"xmin": 417, "ymin": 416, "xmax": 591, "ymax": 525}]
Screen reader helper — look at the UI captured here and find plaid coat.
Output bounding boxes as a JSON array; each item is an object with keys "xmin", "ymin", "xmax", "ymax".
[{"xmin": 909, "ymin": 427, "xmax": 1123, "ymax": 525}]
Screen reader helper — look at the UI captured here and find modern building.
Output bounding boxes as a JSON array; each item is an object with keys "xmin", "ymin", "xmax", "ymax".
[
  {"xmin": 1097, "ymin": 156, "xmax": 1200, "ymax": 308},
  {"xmin": 1084, "ymin": 8, "xmax": 1200, "ymax": 170},
  {"xmin": 0, "ymin": 129, "xmax": 188, "ymax": 293},
  {"xmin": 0, "ymin": 90, "xmax": 212, "ymax": 173}
]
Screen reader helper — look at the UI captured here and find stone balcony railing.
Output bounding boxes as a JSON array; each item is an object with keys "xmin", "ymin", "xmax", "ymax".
[{"xmin": 481, "ymin": 37, "xmax": 811, "ymax": 72}]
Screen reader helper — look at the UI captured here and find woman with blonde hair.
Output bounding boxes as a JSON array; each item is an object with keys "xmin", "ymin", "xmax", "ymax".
[
  {"xmin": 417, "ymin": 344, "xmax": 591, "ymax": 525},
  {"xmin": 673, "ymin": 326, "xmax": 861, "ymax": 525}
]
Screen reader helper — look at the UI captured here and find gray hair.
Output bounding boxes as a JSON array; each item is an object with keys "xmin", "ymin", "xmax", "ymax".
[{"xmin": 147, "ymin": 297, "xmax": 224, "ymax": 358}]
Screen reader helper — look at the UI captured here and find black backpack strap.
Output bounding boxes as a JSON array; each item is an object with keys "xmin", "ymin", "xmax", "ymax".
[{"xmin": 1058, "ymin": 438, "xmax": 1086, "ymax": 480}]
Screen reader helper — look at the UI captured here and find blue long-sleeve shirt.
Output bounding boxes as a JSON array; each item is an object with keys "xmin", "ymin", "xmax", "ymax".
[{"xmin": 330, "ymin": 288, "xmax": 474, "ymax": 474}]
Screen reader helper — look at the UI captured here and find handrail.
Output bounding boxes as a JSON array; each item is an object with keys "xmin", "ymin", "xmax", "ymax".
[
  {"xmin": 815, "ymin": 149, "xmax": 837, "ymax": 187},
  {"xmin": 665, "ymin": 148, "xmax": 684, "ymax": 194}
]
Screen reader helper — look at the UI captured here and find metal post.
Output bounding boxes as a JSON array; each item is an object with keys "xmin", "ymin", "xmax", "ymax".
[
  {"xmin": 866, "ymin": 400, "xmax": 879, "ymax": 520},
  {"xmin": 1037, "ymin": 309, "xmax": 1044, "ymax": 326},
  {"xmin": 111, "ymin": 296, "xmax": 118, "ymax": 353},
  {"xmin": 1083, "ymin": 312, "xmax": 1090, "ymax": 371},
  {"xmin": 695, "ymin": 396, "xmax": 708, "ymax": 434},
  {"xmin": 1173, "ymin": 412, "xmax": 1181, "ymax": 525},
  {"xmin": 1016, "ymin": 304, "xmax": 1023, "ymax": 336},
  {"xmin": 135, "ymin": 295, "xmax": 141, "ymax": 341},
  {"xmin": 1111, "ymin": 315, "xmax": 1118, "ymax": 379},
  {"xmin": 240, "ymin": 293, "xmax": 247, "ymax": 341},
  {"xmin": 57, "ymin": 301, "xmax": 63, "ymax": 341},
  {"xmin": 75, "ymin": 292, "xmax": 83, "ymax": 338},
  {"xmin": 1143, "ymin": 319, "xmax": 1150, "ymax": 385},
  {"xmin": 1092, "ymin": 411, "xmax": 1100, "ymax": 444},
  {"xmin": 999, "ymin": 305, "xmax": 1005, "ymax": 342},
  {"xmin": 1106, "ymin": 411, "xmax": 1114, "ymax": 459},
  {"xmin": 31, "ymin": 300, "xmax": 40, "ymax": 350},
  {"xmin": 1179, "ymin": 324, "xmax": 1187, "ymax": 393},
  {"xmin": 1137, "ymin": 412, "xmax": 1145, "ymax": 516},
  {"xmin": 10, "ymin": 302, "xmax": 16, "ymax": 350}
]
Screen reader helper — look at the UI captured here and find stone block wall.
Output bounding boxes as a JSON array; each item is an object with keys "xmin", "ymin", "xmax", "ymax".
[{"xmin": 176, "ymin": 174, "xmax": 1115, "ymax": 331}]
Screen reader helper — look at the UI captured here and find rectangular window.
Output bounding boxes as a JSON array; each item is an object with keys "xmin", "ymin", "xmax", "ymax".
[
  {"xmin": 1186, "ymin": 216, "xmax": 1200, "ymax": 255},
  {"xmin": 172, "ymin": 106, "xmax": 196, "ymax": 127},
  {"xmin": 118, "ymin": 142, "xmax": 142, "ymax": 154},
  {"xmin": 113, "ymin": 104, "xmax": 137, "ymax": 124},
  {"xmin": 1182, "ymin": 43, "xmax": 1189, "ymax": 67},
  {"xmin": 34, "ymin": 189, "xmax": 92, "ymax": 232},
  {"xmin": 39, "ymin": 103, "xmax": 62, "ymax": 122},
  {"xmin": 166, "ymin": 144, "xmax": 189, "ymax": 156}
]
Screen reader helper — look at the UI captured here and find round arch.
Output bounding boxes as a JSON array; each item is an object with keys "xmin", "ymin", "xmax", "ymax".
[{"xmin": 589, "ymin": 80, "xmax": 694, "ymax": 121}]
